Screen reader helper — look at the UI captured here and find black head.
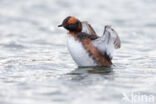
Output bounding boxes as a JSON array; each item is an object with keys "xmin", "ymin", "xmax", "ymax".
[{"xmin": 58, "ymin": 16, "xmax": 82, "ymax": 32}]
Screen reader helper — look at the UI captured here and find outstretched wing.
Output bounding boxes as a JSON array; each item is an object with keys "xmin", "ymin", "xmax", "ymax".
[
  {"xmin": 92, "ymin": 25, "xmax": 121, "ymax": 58},
  {"xmin": 103, "ymin": 25, "xmax": 121, "ymax": 49},
  {"xmin": 81, "ymin": 21, "xmax": 98, "ymax": 37}
]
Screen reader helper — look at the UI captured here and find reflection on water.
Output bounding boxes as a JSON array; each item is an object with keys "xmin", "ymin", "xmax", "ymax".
[
  {"xmin": 0, "ymin": 0, "xmax": 156, "ymax": 104},
  {"xmin": 70, "ymin": 66, "xmax": 113, "ymax": 75},
  {"xmin": 67, "ymin": 66, "xmax": 115, "ymax": 87}
]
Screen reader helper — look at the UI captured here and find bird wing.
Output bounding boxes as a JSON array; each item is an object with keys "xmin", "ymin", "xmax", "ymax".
[
  {"xmin": 81, "ymin": 21, "xmax": 98, "ymax": 37},
  {"xmin": 92, "ymin": 25, "xmax": 121, "ymax": 58}
]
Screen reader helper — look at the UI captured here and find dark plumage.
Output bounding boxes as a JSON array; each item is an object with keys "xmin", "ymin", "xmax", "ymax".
[{"xmin": 77, "ymin": 32, "xmax": 98, "ymax": 40}]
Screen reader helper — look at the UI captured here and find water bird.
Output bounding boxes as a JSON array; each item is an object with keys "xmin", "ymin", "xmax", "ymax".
[{"xmin": 58, "ymin": 16, "xmax": 121, "ymax": 67}]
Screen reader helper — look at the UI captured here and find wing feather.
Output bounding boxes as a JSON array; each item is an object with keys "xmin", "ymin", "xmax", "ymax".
[
  {"xmin": 92, "ymin": 25, "xmax": 121, "ymax": 58},
  {"xmin": 81, "ymin": 21, "xmax": 98, "ymax": 36},
  {"xmin": 103, "ymin": 25, "xmax": 121, "ymax": 49}
]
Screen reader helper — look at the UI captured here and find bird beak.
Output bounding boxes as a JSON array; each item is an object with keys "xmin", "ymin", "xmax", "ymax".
[{"xmin": 58, "ymin": 24, "xmax": 63, "ymax": 27}]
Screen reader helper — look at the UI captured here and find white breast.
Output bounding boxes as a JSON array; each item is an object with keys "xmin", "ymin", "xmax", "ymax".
[{"xmin": 67, "ymin": 35, "xmax": 97, "ymax": 66}]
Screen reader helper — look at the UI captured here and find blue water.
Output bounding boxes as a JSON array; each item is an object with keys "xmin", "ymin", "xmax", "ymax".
[{"xmin": 0, "ymin": 0, "xmax": 156, "ymax": 104}]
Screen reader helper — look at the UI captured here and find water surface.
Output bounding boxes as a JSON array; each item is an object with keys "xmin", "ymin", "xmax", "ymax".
[{"xmin": 0, "ymin": 0, "xmax": 156, "ymax": 104}]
